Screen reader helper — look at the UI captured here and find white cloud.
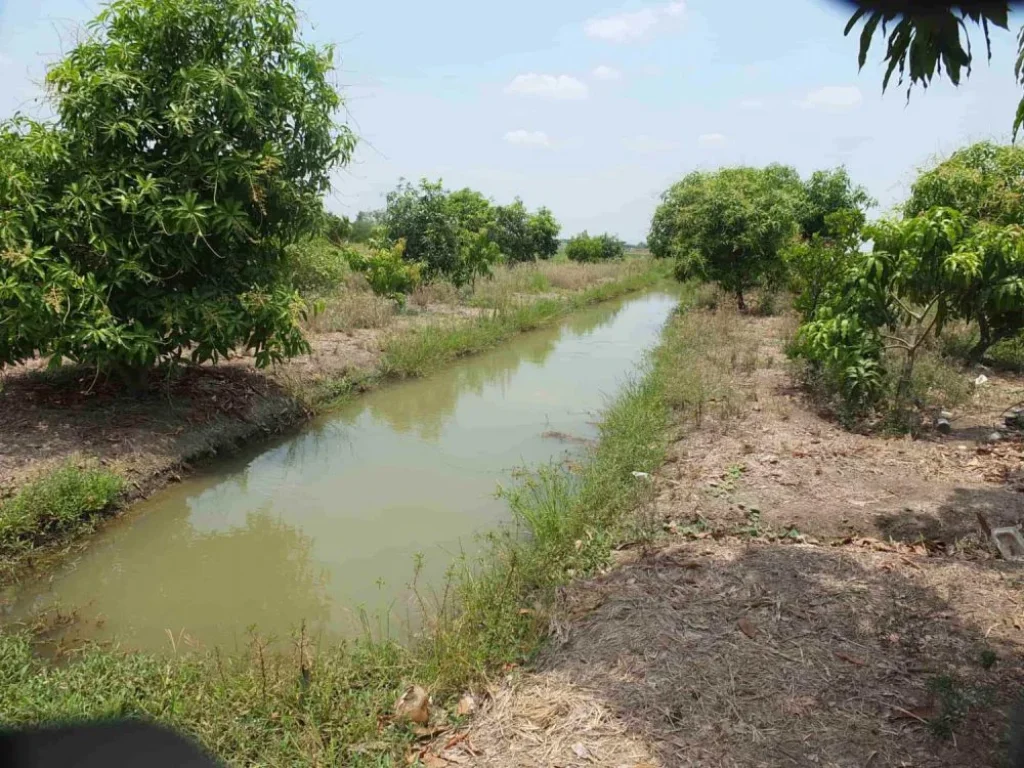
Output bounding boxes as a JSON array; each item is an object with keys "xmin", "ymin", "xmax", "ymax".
[
  {"xmin": 798, "ymin": 85, "xmax": 863, "ymax": 110},
  {"xmin": 592, "ymin": 65, "xmax": 623, "ymax": 82},
  {"xmin": 584, "ymin": 1, "xmax": 685, "ymax": 43},
  {"xmin": 505, "ymin": 73, "xmax": 589, "ymax": 100},
  {"xmin": 624, "ymin": 135, "xmax": 677, "ymax": 153},
  {"xmin": 504, "ymin": 129, "xmax": 551, "ymax": 148},
  {"xmin": 698, "ymin": 132, "xmax": 726, "ymax": 147},
  {"xmin": 738, "ymin": 98, "xmax": 765, "ymax": 110}
]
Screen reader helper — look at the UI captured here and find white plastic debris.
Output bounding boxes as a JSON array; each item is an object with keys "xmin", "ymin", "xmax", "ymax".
[
  {"xmin": 975, "ymin": 374, "xmax": 990, "ymax": 386},
  {"xmin": 631, "ymin": 471, "xmax": 652, "ymax": 480}
]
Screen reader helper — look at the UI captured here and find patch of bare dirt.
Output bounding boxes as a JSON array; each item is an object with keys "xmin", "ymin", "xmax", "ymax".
[
  {"xmin": 449, "ymin": 310, "xmax": 1024, "ymax": 767},
  {"xmin": 655, "ymin": 314, "xmax": 1024, "ymax": 550}
]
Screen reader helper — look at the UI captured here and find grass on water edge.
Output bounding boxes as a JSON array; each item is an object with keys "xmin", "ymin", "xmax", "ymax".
[
  {"xmin": 379, "ymin": 261, "xmax": 671, "ymax": 378},
  {"xmin": 0, "ymin": 464, "xmax": 123, "ymax": 564},
  {"xmin": 0, "ymin": 283, "xmax": 704, "ymax": 768}
]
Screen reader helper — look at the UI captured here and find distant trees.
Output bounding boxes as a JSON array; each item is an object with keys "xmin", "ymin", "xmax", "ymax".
[
  {"xmin": 528, "ymin": 207, "xmax": 561, "ymax": 260},
  {"xmin": 564, "ymin": 232, "xmax": 625, "ymax": 263},
  {"xmin": 0, "ymin": 0, "xmax": 354, "ymax": 376},
  {"xmin": 349, "ymin": 211, "xmax": 382, "ymax": 243},
  {"xmin": 379, "ymin": 179, "xmax": 561, "ymax": 286}
]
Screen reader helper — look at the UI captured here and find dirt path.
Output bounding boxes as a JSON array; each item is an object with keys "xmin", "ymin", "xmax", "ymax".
[{"xmin": 434, "ymin": 312, "xmax": 1024, "ymax": 767}]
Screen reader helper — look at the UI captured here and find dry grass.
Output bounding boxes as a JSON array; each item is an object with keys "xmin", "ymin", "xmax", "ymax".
[
  {"xmin": 409, "ymin": 281, "xmax": 460, "ymax": 308},
  {"xmin": 540, "ymin": 260, "xmax": 645, "ymax": 291},
  {"xmin": 306, "ymin": 291, "xmax": 396, "ymax": 332},
  {"xmin": 659, "ymin": 303, "xmax": 757, "ymax": 426}
]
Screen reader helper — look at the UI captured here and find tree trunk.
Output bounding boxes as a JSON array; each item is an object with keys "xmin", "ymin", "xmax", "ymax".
[
  {"xmin": 970, "ymin": 315, "xmax": 992, "ymax": 363},
  {"xmin": 735, "ymin": 288, "xmax": 746, "ymax": 312}
]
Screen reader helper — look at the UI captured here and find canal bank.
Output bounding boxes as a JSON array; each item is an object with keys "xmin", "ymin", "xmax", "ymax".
[
  {"xmin": 0, "ymin": 261, "xmax": 670, "ymax": 587},
  {"xmin": 0, "ymin": 284, "xmax": 695, "ymax": 767}
]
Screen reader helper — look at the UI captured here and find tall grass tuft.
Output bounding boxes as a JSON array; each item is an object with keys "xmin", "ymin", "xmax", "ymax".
[{"xmin": 0, "ymin": 463, "xmax": 123, "ymax": 558}]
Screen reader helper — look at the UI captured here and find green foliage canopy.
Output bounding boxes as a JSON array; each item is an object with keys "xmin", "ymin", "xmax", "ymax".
[
  {"xmin": 905, "ymin": 142, "xmax": 1024, "ymax": 356},
  {"xmin": 650, "ymin": 165, "xmax": 803, "ymax": 309},
  {"xmin": 564, "ymin": 232, "xmax": 625, "ymax": 263},
  {"xmin": 798, "ymin": 167, "xmax": 874, "ymax": 239},
  {"xmin": 844, "ymin": 4, "xmax": 1024, "ymax": 135},
  {"xmin": 381, "ymin": 179, "xmax": 560, "ymax": 284},
  {"xmin": 0, "ymin": 0, "xmax": 354, "ymax": 373},
  {"xmin": 528, "ymin": 207, "xmax": 561, "ymax": 260}
]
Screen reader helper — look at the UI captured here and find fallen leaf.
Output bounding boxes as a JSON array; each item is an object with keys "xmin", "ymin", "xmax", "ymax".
[
  {"xmin": 443, "ymin": 731, "xmax": 470, "ymax": 751},
  {"xmin": 834, "ymin": 650, "xmax": 866, "ymax": 666},
  {"xmin": 422, "ymin": 753, "xmax": 449, "ymax": 768},
  {"xmin": 455, "ymin": 694, "xmax": 477, "ymax": 717},
  {"xmin": 395, "ymin": 685, "xmax": 430, "ymax": 725},
  {"xmin": 737, "ymin": 616, "xmax": 758, "ymax": 639}
]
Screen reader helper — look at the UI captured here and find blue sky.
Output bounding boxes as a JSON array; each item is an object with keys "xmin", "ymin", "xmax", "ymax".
[{"xmin": 1, "ymin": 0, "xmax": 1021, "ymax": 242}]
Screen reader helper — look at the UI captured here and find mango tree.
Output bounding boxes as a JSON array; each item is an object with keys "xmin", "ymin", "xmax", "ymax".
[
  {"xmin": 650, "ymin": 165, "xmax": 802, "ymax": 310},
  {"xmin": 0, "ymin": 0, "xmax": 354, "ymax": 380},
  {"xmin": 905, "ymin": 142, "xmax": 1024, "ymax": 359}
]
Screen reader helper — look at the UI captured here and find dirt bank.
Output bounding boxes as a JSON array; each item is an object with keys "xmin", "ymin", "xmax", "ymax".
[{"xmin": 433, "ymin": 308, "xmax": 1024, "ymax": 767}]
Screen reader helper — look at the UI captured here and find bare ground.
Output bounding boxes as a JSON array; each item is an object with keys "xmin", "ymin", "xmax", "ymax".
[
  {"xmin": 431, "ymin": 311, "xmax": 1024, "ymax": 767},
  {"xmin": 0, "ymin": 303, "xmax": 495, "ymax": 498}
]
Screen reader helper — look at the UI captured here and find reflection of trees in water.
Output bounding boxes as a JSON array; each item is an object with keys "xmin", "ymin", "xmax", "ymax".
[
  {"xmin": 363, "ymin": 301, "xmax": 630, "ymax": 440},
  {"xmin": 563, "ymin": 299, "xmax": 625, "ymax": 336},
  {"xmin": 107, "ymin": 507, "xmax": 332, "ymax": 646},
  {"xmin": 276, "ymin": 419, "xmax": 358, "ymax": 472}
]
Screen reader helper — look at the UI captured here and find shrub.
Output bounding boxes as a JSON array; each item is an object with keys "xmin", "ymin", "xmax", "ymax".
[
  {"xmin": 0, "ymin": 0, "xmax": 355, "ymax": 375},
  {"xmin": 346, "ymin": 237, "xmax": 422, "ymax": 304},
  {"xmin": 285, "ymin": 238, "xmax": 351, "ymax": 294},
  {"xmin": 565, "ymin": 232, "xmax": 624, "ymax": 263},
  {"xmin": 784, "ymin": 209, "xmax": 864, "ymax": 320}
]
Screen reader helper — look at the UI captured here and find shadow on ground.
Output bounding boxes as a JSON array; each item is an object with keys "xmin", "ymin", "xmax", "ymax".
[
  {"xmin": 462, "ymin": 539, "xmax": 1024, "ymax": 767},
  {"xmin": 0, "ymin": 364, "xmax": 296, "ymax": 490},
  {"xmin": 876, "ymin": 486, "xmax": 1024, "ymax": 548}
]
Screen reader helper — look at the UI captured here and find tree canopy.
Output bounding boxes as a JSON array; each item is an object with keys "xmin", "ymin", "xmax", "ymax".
[
  {"xmin": 650, "ymin": 165, "xmax": 804, "ymax": 309},
  {"xmin": 564, "ymin": 232, "xmax": 625, "ymax": 263},
  {"xmin": 798, "ymin": 167, "xmax": 874, "ymax": 239},
  {"xmin": 380, "ymin": 179, "xmax": 560, "ymax": 285},
  {"xmin": 0, "ymin": 0, "xmax": 354, "ymax": 375}
]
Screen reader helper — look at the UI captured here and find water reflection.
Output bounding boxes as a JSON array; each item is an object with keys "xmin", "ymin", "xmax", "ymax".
[
  {"xmin": 359, "ymin": 301, "xmax": 626, "ymax": 441},
  {"xmin": 23, "ymin": 506, "xmax": 331, "ymax": 651}
]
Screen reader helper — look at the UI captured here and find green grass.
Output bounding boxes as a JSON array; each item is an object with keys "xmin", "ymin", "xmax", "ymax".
[
  {"xmin": 381, "ymin": 262, "xmax": 670, "ymax": 378},
  {"xmin": 0, "ymin": 463, "xmax": 123, "ymax": 560},
  {"xmin": 0, "ymin": 279, "xmax": 695, "ymax": 768}
]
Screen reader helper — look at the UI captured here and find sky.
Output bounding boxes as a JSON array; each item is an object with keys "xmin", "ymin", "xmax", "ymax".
[{"xmin": 1, "ymin": 0, "xmax": 1021, "ymax": 243}]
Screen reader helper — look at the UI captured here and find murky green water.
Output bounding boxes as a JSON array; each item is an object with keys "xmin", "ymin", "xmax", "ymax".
[{"xmin": 8, "ymin": 291, "xmax": 678, "ymax": 651}]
